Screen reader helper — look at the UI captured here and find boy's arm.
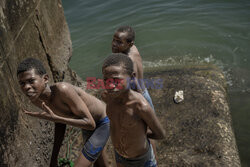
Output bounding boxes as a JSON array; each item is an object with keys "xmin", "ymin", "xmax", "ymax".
[
  {"xmin": 23, "ymin": 101, "xmax": 95, "ymax": 130},
  {"xmin": 50, "ymin": 123, "xmax": 66, "ymax": 167},
  {"xmin": 136, "ymin": 100, "xmax": 165, "ymax": 139},
  {"xmin": 24, "ymin": 84, "xmax": 96, "ymax": 130},
  {"xmin": 55, "ymin": 85, "xmax": 96, "ymax": 130}
]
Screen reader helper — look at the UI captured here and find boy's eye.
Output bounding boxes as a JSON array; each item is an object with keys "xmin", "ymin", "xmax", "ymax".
[
  {"xmin": 114, "ymin": 39, "xmax": 122, "ymax": 44},
  {"xmin": 19, "ymin": 82, "xmax": 25, "ymax": 86},
  {"xmin": 28, "ymin": 79, "xmax": 35, "ymax": 84}
]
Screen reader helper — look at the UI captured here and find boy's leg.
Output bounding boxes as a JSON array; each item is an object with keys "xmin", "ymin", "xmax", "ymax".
[
  {"xmin": 74, "ymin": 149, "xmax": 109, "ymax": 167},
  {"xmin": 50, "ymin": 123, "xmax": 66, "ymax": 167},
  {"xmin": 149, "ymin": 139, "xmax": 157, "ymax": 161},
  {"xmin": 94, "ymin": 149, "xmax": 109, "ymax": 167},
  {"xmin": 142, "ymin": 89, "xmax": 158, "ymax": 161},
  {"xmin": 79, "ymin": 117, "xmax": 110, "ymax": 167},
  {"xmin": 144, "ymin": 142, "xmax": 157, "ymax": 167},
  {"xmin": 74, "ymin": 153, "xmax": 92, "ymax": 167}
]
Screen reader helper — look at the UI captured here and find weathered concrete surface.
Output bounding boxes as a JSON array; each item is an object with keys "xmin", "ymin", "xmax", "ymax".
[
  {"xmin": 144, "ymin": 65, "xmax": 241, "ymax": 167},
  {"xmin": 0, "ymin": 0, "xmax": 83, "ymax": 166}
]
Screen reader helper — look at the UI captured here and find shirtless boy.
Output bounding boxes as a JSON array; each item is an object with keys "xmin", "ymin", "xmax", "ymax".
[
  {"xmin": 17, "ymin": 58, "xmax": 110, "ymax": 167},
  {"xmin": 111, "ymin": 26, "xmax": 154, "ymax": 110},
  {"xmin": 102, "ymin": 53, "xmax": 165, "ymax": 167}
]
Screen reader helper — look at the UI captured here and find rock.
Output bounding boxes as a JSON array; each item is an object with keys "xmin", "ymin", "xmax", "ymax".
[
  {"xmin": 174, "ymin": 90, "xmax": 184, "ymax": 104},
  {"xmin": 144, "ymin": 65, "xmax": 241, "ymax": 167},
  {"xmin": 0, "ymin": 0, "xmax": 83, "ymax": 166}
]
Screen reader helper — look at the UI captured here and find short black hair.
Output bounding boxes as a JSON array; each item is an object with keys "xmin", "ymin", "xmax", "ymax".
[
  {"xmin": 17, "ymin": 58, "xmax": 46, "ymax": 76},
  {"xmin": 116, "ymin": 26, "xmax": 135, "ymax": 43},
  {"xmin": 102, "ymin": 53, "xmax": 134, "ymax": 75}
]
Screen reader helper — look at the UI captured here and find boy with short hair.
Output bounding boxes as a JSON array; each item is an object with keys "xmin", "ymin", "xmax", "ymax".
[
  {"xmin": 112, "ymin": 25, "xmax": 158, "ymax": 160},
  {"xmin": 102, "ymin": 53, "xmax": 165, "ymax": 167},
  {"xmin": 17, "ymin": 58, "xmax": 110, "ymax": 167},
  {"xmin": 111, "ymin": 26, "xmax": 154, "ymax": 110}
]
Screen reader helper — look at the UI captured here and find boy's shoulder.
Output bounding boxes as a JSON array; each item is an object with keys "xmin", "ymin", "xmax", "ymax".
[
  {"xmin": 128, "ymin": 45, "xmax": 141, "ymax": 60},
  {"xmin": 129, "ymin": 45, "xmax": 140, "ymax": 54},
  {"xmin": 52, "ymin": 82, "xmax": 76, "ymax": 94},
  {"xmin": 130, "ymin": 90, "xmax": 150, "ymax": 112}
]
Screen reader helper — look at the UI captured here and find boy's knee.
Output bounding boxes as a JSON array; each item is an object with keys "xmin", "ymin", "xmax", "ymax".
[{"xmin": 74, "ymin": 154, "xmax": 92, "ymax": 167}]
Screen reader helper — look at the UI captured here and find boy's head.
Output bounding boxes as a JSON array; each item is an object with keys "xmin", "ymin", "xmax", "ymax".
[
  {"xmin": 17, "ymin": 58, "xmax": 49, "ymax": 101},
  {"xmin": 102, "ymin": 53, "xmax": 134, "ymax": 96},
  {"xmin": 112, "ymin": 26, "xmax": 135, "ymax": 54}
]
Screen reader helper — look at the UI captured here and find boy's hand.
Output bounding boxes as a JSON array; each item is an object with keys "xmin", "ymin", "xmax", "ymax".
[
  {"xmin": 22, "ymin": 103, "xmax": 56, "ymax": 120},
  {"xmin": 22, "ymin": 108, "xmax": 51, "ymax": 119},
  {"xmin": 42, "ymin": 102, "xmax": 56, "ymax": 118}
]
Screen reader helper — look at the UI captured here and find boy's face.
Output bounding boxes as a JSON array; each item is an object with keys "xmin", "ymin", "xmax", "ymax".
[
  {"xmin": 102, "ymin": 65, "xmax": 130, "ymax": 98},
  {"xmin": 18, "ymin": 69, "xmax": 48, "ymax": 102},
  {"xmin": 112, "ymin": 31, "xmax": 132, "ymax": 53}
]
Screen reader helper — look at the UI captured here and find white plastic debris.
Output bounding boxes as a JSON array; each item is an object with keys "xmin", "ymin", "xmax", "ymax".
[{"xmin": 174, "ymin": 90, "xmax": 184, "ymax": 103}]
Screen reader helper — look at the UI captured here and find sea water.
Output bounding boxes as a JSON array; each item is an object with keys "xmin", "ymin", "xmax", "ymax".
[{"xmin": 62, "ymin": 0, "xmax": 250, "ymax": 166}]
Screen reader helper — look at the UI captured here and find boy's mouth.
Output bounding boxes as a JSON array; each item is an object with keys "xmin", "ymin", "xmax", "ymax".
[
  {"xmin": 112, "ymin": 47, "xmax": 119, "ymax": 52},
  {"xmin": 107, "ymin": 89, "xmax": 121, "ymax": 95},
  {"xmin": 26, "ymin": 92, "xmax": 36, "ymax": 97}
]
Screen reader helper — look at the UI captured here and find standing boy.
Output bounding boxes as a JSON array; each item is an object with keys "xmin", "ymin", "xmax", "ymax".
[
  {"xmin": 111, "ymin": 26, "xmax": 154, "ymax": 110},
  {"xmin": 17, "ymin": 58, "xmax": 110, "ymax": 167},
  {"xmin": 102, "ymin": 53, "xmax": 165, "ymax": 167}
]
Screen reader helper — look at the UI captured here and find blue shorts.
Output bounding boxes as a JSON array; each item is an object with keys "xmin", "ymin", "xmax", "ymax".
[
  {"xmin": 115, "ymin": 140, "xmax": 157, "ymax": 167},
  {"xmin": 81, "ymin": 116, "xmax": 110, "ymax": 162},
  {"xmin": 142, "ymin": 89, "xmax": 155, "ymax": 111}
]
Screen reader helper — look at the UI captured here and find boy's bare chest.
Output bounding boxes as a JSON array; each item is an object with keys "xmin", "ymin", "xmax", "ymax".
[
  {"xmin": 47, "ymin": 99, "xmax": 73, "ymax": 117},
  {"xmin": 107, "ymin": 105, "xmax": 141, "ymax": 128}
]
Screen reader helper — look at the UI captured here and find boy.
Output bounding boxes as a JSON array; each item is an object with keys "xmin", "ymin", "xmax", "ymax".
[
  {"xmin": 102, "ymin": 53, "xmax": 165, "ymax": 167},
  {"xmin": 111, "ymin": 26, "xmax": 154, "ymax": 110},
  {"xmin": 17, "ymin": 58, "xmax": 110, "ymax": 167},
  {"xmin": 112, "ymin": 25, "xmax": 158, "ymax": 159}
]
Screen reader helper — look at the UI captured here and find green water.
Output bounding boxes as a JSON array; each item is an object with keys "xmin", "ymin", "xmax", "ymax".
[{"xmin": 62, "ymin": 0, "xmax": 250, "ymax": 166}]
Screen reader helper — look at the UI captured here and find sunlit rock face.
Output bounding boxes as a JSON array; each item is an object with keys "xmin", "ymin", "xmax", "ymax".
[
  {"xmin": 0, "ymin": 0, "xmax": 240, "ymax": 166},
  {"xmin": 0, "ymin": 0, "xmax": 82, "ymax": 166}
]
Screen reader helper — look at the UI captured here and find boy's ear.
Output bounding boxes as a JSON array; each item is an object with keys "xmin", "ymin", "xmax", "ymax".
[
  {"xmin": 131, "ymin": 72, "xmax": 136, "ymax": 78},
  {"xmin": 43, "ymin": 74, "xmax": 49, "ymax": 83},
  {"xmin": 129, "ymin": 41, "xmax": 134, "ymax": 47}
]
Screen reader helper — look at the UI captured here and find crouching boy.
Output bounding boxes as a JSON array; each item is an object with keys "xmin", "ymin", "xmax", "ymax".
[{"xmin": 17, "ymin": 58, "xmax": 110, "ymax": 167}]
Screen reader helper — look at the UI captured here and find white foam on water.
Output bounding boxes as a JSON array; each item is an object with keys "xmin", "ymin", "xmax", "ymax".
[
  {"xmin": 143, "ymin": 54, "xmax": 218, "ymax": 68},
  {"xmin": 142, "ymin": 54, "xmax": 242, "ymax": 91}
]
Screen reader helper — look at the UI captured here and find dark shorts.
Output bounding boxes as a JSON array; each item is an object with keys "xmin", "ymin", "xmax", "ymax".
[
  {"xmin": 81, "ymin": 116, "xmax": 110, "ymax": 162},
  {"xmin": 115, "ymin": 140, "xmax": 157, "ymax": 167},
  {"xmin": 142, "ymin": 89, "xmax": 155, "ymax": 111}
]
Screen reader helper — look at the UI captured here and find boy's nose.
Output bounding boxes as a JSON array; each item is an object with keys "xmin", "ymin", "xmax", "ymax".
[
  {"xmin": 112, "ymin": 40, "xmax": 117, "ymax": 46},
  {"xmin": 109, "ymin": 83, "xmax": 116, "ymax": 89},
  {"xmin": 23, "ymin": 84, "xmax": 32, "ymax": 91}
]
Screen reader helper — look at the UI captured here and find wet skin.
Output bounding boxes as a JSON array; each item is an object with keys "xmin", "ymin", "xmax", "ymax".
[
  {"xmin": 102, "ymin": 65, "xmax": 165, "ymax": 159},
  {"xmin": 112, "ymin": 30, "xmax": 159, "ymax": 159},
  {"xmin": 18, "ymin": 69, "xmax": 106, "ymax": 126},
  {"xmin": 18, "ymin": 69, "xmax": 108, "ymax": 167},
  {"xmin": 112, "ymin": 31, "xmax": 144, "ymax": 90}
]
